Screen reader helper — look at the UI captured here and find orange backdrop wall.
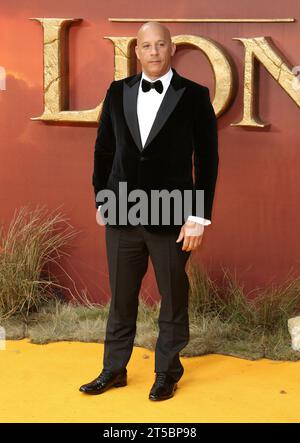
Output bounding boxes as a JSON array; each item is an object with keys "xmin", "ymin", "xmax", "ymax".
[{"xmin": 0, "ymin": 0, "xmax": 299, "ymax": 302}]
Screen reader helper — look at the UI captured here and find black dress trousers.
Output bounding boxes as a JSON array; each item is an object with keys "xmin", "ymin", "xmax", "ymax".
[{"xmin": 103, "ymin": 223, "xmax": 191, "ymax": 382}]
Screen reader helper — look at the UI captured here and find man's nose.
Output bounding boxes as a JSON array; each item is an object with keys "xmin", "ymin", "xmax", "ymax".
[{"xmin": 150, "ymin": 46, "xmax": 159, "ymax": 54}]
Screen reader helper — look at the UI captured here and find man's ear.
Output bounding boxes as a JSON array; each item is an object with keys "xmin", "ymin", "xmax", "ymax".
[
  {"xmin": 135, "ymin": 45, "xmax": 140, "ymax": 61},
  {"xmin": 171, "ymin": 42, "xmax": 176, "ymax": 56}
]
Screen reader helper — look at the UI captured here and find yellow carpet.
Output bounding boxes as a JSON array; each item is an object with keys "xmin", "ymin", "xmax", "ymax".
[{"xmin": 1, "ymin": 339, "xmax": 300, "ymax": 423}]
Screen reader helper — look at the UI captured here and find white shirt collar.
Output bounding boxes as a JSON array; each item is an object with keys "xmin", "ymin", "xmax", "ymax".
[{"xmin": 141, "ymin": 67, "xmax": 173, "ymax": 89}]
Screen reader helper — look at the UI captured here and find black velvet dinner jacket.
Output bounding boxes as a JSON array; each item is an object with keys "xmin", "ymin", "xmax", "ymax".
[{"xmin": 92, "ymin": 67, "xmax": 218, "ymax": 234}]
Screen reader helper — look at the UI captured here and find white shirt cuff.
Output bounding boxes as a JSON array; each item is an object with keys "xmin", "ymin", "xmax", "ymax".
[{"xmin": 187, "ymin": 215, "xmax": 211, "ymax": 226}]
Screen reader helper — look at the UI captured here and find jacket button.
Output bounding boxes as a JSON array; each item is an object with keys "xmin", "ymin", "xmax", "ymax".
[{"xmin": 140, "ymin": 156, "xmax": 145, "ymax": 161}]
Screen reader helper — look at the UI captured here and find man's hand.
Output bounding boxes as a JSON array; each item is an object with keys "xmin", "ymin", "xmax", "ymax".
[
  {"xmin": 176, "ymin": 220, "xmax": 204, "ymax": 251},
  {"xmin": 96, "ymin": 208, "xmax": 105, "ymax": 226}
]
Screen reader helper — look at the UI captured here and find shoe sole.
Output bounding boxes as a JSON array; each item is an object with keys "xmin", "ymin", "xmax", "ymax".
[
  {"xmin": 148, "ymin": 384, "xmax": 177, "ymax": 401},
  {"xmin": 114, "ymin": 380, "xmax": 127, "ymax": 388},
  {"xmin": 79, "ymin": 379, "xmax": 127, "ymax": 395}
]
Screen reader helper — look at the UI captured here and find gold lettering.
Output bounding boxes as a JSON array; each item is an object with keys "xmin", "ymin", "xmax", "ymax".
[
  {"xmin": 172, "ymin": 35, "xmax": 235, "ymax": 117},
  {"xmin": 29, "ymin": 21, "xmax": 299, "ymax": 127},
  {"xmin": 30, "ymin": 18, "xmax": 102, "ymax": 123},
  {"xmin": 104, "ymin": 36, "xmax": 136, "ymax": 80},
  {"xmin": 232, "ymin": 36, "xmax": 300, "ymax": 127}
]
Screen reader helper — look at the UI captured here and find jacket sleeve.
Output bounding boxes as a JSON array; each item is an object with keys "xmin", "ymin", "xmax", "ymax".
[
  {"xmin": 192, "ymin": 87, "xmax": 219, "ymax": 221},
  {"xmin": 92, "ymin": 82, "xmax": 116, "ymax": 209}
]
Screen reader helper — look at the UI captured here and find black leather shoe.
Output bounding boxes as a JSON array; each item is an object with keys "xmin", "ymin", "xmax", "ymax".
[
  {"xmin": 149, "ymin": 372, "xmax": 178, "ymax": 401},
  {"xmin": 79, "ymin": 369, "xmax": 127, "ymax": 395}
]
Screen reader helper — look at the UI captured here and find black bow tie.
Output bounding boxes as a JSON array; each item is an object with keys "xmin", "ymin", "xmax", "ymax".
[{"xmin": 141, "ymin": 78, "xmax": 163, "ymax": 94}]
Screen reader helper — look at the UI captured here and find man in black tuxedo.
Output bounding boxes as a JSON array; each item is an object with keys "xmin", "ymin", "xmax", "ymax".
[{"xmin": 80, "ymin": 21, "xmax": 218, "ymax": 401}]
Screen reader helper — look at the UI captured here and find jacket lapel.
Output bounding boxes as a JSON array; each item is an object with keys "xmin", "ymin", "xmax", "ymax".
[{"xmin": 123, "ymin": 67, "xmax": 186, "ymax": 152}]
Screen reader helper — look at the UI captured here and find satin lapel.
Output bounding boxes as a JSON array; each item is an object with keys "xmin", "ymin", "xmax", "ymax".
[
  {"xmin": 123, "ymin": 68, "xmax": 186, "ymax": 153},
  {"xmin": 123, "ymin": 77, "xmax": 143, "ymax": 152}
]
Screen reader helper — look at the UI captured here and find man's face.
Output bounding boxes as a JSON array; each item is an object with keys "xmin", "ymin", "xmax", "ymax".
[{"xmin": 135, "ymin": 26, "xmax": 176, "ymax": 80}]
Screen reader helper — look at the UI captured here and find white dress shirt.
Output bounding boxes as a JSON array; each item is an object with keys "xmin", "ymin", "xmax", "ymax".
[{"xmin": 98, "ymin": 67, "xmax": 212, "ymax": 229}]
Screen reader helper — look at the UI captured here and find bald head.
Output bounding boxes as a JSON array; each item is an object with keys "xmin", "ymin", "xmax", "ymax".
[
  {"xmin": 136, "ymin": 21, "xmax": 172, "ymax": 46},
  {"xmin": 135, "ymin": 21, "xmax": 176, "ymax": 80}
]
